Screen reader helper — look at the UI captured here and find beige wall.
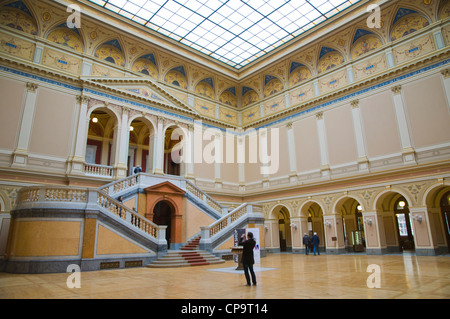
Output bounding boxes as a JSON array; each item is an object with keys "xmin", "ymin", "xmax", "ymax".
[
  {"xmin": 187, "ymin": 202, "xmax": 215, "ymax": 239},
  {"xmin": 29, "ymin": 88, "xmax": 75, "ymax": 158},
  {"xmin": 360, "ymin": 91, "xmax": 402, "ymax": 158},
  {"xmin": 294, "ymin": 116, "xmax": 321, "ymax": 173},
  {"xmin": 0, "ymin": 78, "xmax": 24, "ymax": 150},
  {"xmin": 325, "ymin": 104, "xmax": 358, "ymax": 166},
  {"xmin": 403, "ymin": 75, "xmax": 450, "ymax": 149}
]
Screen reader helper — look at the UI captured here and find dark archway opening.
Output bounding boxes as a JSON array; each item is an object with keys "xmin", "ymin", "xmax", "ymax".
[{"xmin": 153, "ymin": 201, "xmax": 173, "ymax": 249}]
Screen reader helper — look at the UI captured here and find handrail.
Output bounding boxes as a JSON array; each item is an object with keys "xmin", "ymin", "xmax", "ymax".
[
  {"xmin": 203, "ymin": 203, "xmax": 248, "ymax": 238},
  {"xmin": 96, "ymin": 191, "xmax": 162, "ymax": 238},
  {"xmin": 199, "ymin": 203, "xmax": 264, "ymax": 252},
  {"xmin": 185, "ymin": 180, "xmax": 223, "ymax": 214}
]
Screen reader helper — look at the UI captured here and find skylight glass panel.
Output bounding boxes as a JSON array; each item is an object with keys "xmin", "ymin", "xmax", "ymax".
[{"xmin": 88, "ymin": 0, "xmax": 362, "ymax": 69}]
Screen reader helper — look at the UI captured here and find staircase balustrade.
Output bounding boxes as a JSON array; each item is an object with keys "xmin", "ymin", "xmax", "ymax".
[
  {"xmin": 99, "ymin": 173, "xmax": 225, "ymax": 215},
  {"xmin": 14, "ymin": 176, "xmax": 259, "ymax": 258},
  {"xmin": 15, "ymin": 186, "xmax": 166, "ymax": 243}
]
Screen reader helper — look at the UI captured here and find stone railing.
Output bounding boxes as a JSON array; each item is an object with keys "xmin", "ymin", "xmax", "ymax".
[
  {"xmin": 185, "ymin": 180, "xmax": 224, "ymax": 215},
  {"xmin": 99, "ymin": 174, "xmax": 141, "ymax": 195},
  {"xmin": 84, "ymin": 163, "xmax": 113, "ymax": 178},
  {"xmin": 199, "ymin": 203, "xmax": 264, "ymax": 252},
  {"xmin": 96, "ymin": 191, "xmax": 165, "ymax": 239},
  {"xmin": 208, "ymin": 203, "xmax": 248, "ymax": 237},
  {"xmin": 15, "ymin": 186, "xmax": 166, "ymax": 243}
]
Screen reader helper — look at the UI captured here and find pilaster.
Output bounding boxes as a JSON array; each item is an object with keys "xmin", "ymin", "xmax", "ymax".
[
  {"xmin": 315, "ymin": 112, "xmax": 330, "ymax": 177},
  {"xmin": 12, "ymin": 82, "xmax": 39, "ymax": 167},
  {"xmin": 350, "ymin": 100, "xmax": 369, "ymax": 171},
  {"xmin": 391, "ymin": 85, "xmax": 416, "ymax": 165}
]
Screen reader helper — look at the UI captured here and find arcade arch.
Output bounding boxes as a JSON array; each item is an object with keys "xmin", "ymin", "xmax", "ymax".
[
  {"xmin": 334, "ymin": 196, "xmax": 365, "ymax": 252},
  {"xmin": 423, "ymin": 183, "xmax": 450, "ymax": 253},
  {"xmin": 86, "ymin": 108, "xmax": 118, "ymax": 168},
  {"xmin": 300, "ymin": 201, "xmax": 325, "ymax": 254},
  {"xmin": 374, "ymin": 190, "xmax": 414, "ymax": 253},
  {"xmin": 265, "ymin": 204, "xmax": 293, "ymax": 253},
  {"xmin": 163, "ymin": 125, "xmax": 186, "ymax": 176},
  {"xmin": 128, "ymin": 116, "xmax": 156, "ymax": 175}
]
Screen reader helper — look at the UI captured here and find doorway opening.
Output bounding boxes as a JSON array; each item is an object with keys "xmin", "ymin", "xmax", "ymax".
[
  {"xmin": 153, "ymin": 200, "xmax": 173, "ymax": 249},
  {"xmin": 277, "ymin": 207, "xmax": 291, "ymax": 252},
  {"xmin": 164, "ymin": 127, "xmax": 183, "ymax": 176},
  {"xmin": 394, "ymin": 197, "xmax": 415, "ymax": 251},
  {"xmin": 440, "ymin": 191, "xmax": 450, "ymax": 253}
]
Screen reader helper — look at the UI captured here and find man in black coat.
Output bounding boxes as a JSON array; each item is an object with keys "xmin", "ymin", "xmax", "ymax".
[
  {"xmin": 239, "ymin": 232, "xmax": 257, "ymax": 286},
  {"xmin": 303, "ymin": 233, "xmax": 310, "ymax": 255}
]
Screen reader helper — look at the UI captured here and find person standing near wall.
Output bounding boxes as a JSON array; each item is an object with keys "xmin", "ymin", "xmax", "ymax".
[{"xmin": 239, "ymin": 232, "xmax": 257, "ymax": 286}]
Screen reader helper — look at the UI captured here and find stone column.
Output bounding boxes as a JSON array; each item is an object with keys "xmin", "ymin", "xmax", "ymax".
[
  {"xmin": 409, "ymin": 206, "xmax": 440, "ymax": 256},
  {"xmin": 184, "ymin": 124, "xmax": 195, "ymax": 181},
  {"xmin": 153, "ymin": 116, "xmax": 165, "ymax": 175},
  {"xmin": 114, "ymin": 107, "xmax": 130, "ymax": 179},
  {"xmin": 362, "ymin": 211, "xmax": 387, "ymax": 255},
  {"xmin": 323, "ymin": 214, "xmax": 346, "ymax": 254}
]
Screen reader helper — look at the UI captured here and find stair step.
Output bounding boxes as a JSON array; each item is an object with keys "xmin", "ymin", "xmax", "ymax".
[{"xmin": 146, "ymin": 236, "xmax": 226, "ymax": 268}]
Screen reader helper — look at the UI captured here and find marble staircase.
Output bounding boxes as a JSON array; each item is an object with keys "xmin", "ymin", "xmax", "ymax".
[{"xmin": 147, "ymin": 236, "xmax": 225, "ymax": 268}]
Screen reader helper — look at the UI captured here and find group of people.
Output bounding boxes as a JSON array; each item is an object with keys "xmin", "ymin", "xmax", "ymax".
[{"xmin": 303, "ymin": 232, "xmax": 321, "ymax": 255}]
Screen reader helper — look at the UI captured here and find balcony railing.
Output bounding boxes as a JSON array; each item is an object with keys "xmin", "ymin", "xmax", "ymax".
[{"xmin": 84, "ymin": 163, "xmax": 113, "ymax": 178}]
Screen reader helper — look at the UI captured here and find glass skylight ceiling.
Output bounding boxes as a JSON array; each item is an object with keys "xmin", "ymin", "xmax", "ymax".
[{"xmin": 88, "ymin": 0, "xmax": 361, "ymax": 69}]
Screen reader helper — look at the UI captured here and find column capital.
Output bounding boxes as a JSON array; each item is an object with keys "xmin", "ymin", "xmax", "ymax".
[
  {"xmin": 286, "ymin": 121, "xmax": 293, "ymax": 129},
  {"xmin": 391, "ymin": 85, "xmax": 402, "ymax": 95},
  {"xmin": 26, "ymin": 82, "xmax": 38, "ymax": 92},
  {"xmin": 315, "ymin": 112, "xmax": 323, "ymax": 120},
  {"xmin": 351, "ymin": 100, "xmax": 359, "ymax": 108},
  {"xmin": 122, "ymin": 106, "xmax": 130, "ymax": 115},
  {"xmin": 441, "ymin": 68, "xmax": 450, "ymax": 79},
  {"xmin": 157, "ymin": 116, "xmax": 165, "ymax": 124},
  {"xmin": 76, "ymin": 95, "xmax": 91, "ymax": 104}
]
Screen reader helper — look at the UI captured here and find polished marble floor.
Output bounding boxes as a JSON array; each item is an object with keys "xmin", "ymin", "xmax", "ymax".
[{"xmin": 0, "ymin": 253, "xmax": 449, "ymax": 299}]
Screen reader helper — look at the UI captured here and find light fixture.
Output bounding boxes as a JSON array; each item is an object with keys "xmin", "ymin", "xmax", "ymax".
[
  {"xmin": 130, "ymin": 126, "xmax": 134, "ymax": 131},
  {"xmin": 290, "ymin": 223, "xmax": 297, "ymax": 230},
  {"xmin": 412, "ymin": 215, "xmax": 423, "ymax": 223},
  {"xmin": 92, "ymin": 117, "xmax": 98, "ymax": 123},
  {"xmin": 324, "ymin": 221, "xmax": 332, "ymax": 228},
  {"xmin": 357, "ymin": 205, "xmax": 362, "ymax": 211},
  {"xmin": 398, "ymin": 200, "xmax": 406, "ymax": 208},
  {"xmin": 364, "ymin": 218, "xmax": 373, "ymax": 226}
]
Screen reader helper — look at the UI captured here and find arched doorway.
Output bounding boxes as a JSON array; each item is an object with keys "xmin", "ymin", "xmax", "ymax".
[
  {"xmin": 129, "ymin": 117, "xmax": 155, "ymax": 175},
  {"xmin": 153, "ymin": 200, "xmax": 173, "ymax": 249},
  {"xmin": 304, "ymin": 202, "xmax": 325, "ymax": 254},
  {"xmin": 335, "ymin": 197, "xmax": 365, "ymax": 252},
  {"xmin": 440, "ymin": 191, "xmax": 450, "ymax": 253},
  {"xmin": 394, "ymin": 196, "xmax": 415, "ymax": 251},
  {"xmin": 86, "ymin": 108, "xmax": 117, "ymax": 176},
  {"xmin": 164, "ymin": 126, "xmax": 183, "ymax": 176},
  {"xmin": 277, "ymin": 207, "xmax": 291, "ymax": 252}
]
